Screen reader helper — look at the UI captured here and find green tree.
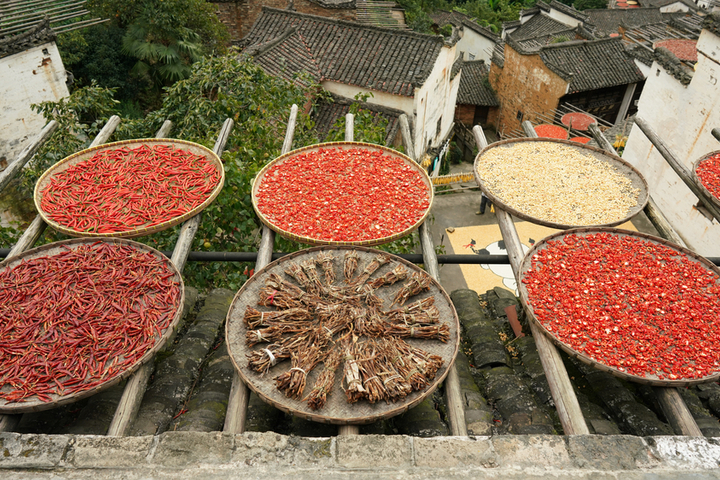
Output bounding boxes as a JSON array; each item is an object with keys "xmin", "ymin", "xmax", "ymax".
[
  {"xmin": 87, "ymin": 0, "xmax": 229, "ymax": 90},
  {"xmin": 573, "ymin": 0, "xmax": 607, "ymax": 10}
]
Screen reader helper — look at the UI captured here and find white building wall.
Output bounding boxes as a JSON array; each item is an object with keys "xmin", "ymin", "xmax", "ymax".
[
  {"xmin": 412, "ymin": 43, "xmax": 459, "ymax": 157},
  {"xmin": 0, "ymin": 42, "xmax": 69, "ymax": 165},
  {"xmin": 623, "ymin": 27, "xmax": 720, "ymax": 256},
  {"xmin": 457, "ymin": 28, "xmax": 496, "ymax": 63},
  {"xmin": 322, "ymin": 81, "xmax": 415, "ymax": 114},
  {"xmin": 546, "ymin": 10, "xmax": 582, "ymax": 28}
]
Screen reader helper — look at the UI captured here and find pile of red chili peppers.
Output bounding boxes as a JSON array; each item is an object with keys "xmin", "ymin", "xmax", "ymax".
[
  {"xmin": 40, "ymin": 144, "xmax": 221, "ymax": 234},
  {"xmin": 696, "ymin": 152, "xmax": 720, "ymax": 199},
  {"xmin": 523, "ymin": 232, "xmax": 720, "ymax": 380},
  {"xmin": 255, "ymin": 147, "xmax": 431, "ymax": 242},
  {"xmin": 0, "ymin": 242, "xmax": 181, "ymax": 403},
  {"xmin": 534, "ymin": 124, "xmax": 568, "ymax": 140}
]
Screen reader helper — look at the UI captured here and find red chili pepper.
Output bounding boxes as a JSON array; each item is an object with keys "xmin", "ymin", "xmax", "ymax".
[
  {"xmin": 39, "ymin": 145, "xmax": 221, "ymax": 234},
  {"xmin": 0, "ymin": 242, "xmax": 181, "ymax": 404}
]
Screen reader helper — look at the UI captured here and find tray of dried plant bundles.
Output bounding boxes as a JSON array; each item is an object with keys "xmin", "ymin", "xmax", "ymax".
[{"xmin": 225, "ymin": 246, "xmax": 460, "ymax": 425}]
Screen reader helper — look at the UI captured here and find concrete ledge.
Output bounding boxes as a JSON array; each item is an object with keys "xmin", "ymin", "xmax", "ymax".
[{"xmin": 2, "ymin": 432, "xmax": 720, "ymax": 478}]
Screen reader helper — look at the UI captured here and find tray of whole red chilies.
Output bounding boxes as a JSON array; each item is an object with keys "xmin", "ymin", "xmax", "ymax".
[
  {"xmin": 34, "ymin": 139, "xmax": 224, "ymax": 238},
  {"xmin": 0, "ymin": 238, "xmax": 184, "ymax": 413},
  {"xmin": 252, "ymin": 142, "xmax": 433, "ymax": 246},
  {"xmin": 518, "ymin": 227, "xmax": 720, "ymax": 386}
]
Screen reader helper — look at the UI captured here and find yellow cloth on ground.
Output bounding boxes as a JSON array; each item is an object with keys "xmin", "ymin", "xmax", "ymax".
[{"xmin": 445, "ymin": 221, "xmax": 637, "ymax": 295}]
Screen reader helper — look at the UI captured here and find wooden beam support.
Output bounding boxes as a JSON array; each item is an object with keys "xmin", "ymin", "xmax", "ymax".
[
  {"xmin": 634, "ymin": 117, "xmax": 720, "ymax": 221},
  {"xmin": 225, "ymin": 106, "xmax": 298, "ymax": 434},
  {"xmin": 109, "ymin": 120, "xmax": 236, "ymax": 436},
  {"xmin": 0, "ymin": 121, "xmax": 57, "ymax": 192}
]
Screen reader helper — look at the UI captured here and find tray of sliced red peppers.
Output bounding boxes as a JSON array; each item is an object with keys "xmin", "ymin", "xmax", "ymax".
[
  {"xmin": 34, "ymin": 139, "xmax": 224, "ymax": 238},
  {"xmin": 693, "ymin": 150, "xmax": 720, "ymax": 212},
  {"xmin": 252, "ymin": 142, "xmax": 433, "ymax": 246},
  {"xmin": 0, "ymin": 239, "xmax": 184, "ymax": 413},
  {"xmin": 519, "ymin": 228, "xmax": 720, "ymax": 386}
]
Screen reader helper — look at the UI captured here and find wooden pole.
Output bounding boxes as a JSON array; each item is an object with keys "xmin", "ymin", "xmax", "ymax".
[
  {"xmin": 108, "ymin": 120, "xmax": 234, "ymax": 436},
  {"xmin": 399, "ymin": 118, "xmax": 467, "ymax": 436},
  {"xmin": 0, "ymin": 121, "xmax": 57, "ymax": 192},
  {"xmin": 224, "ymin": 105, "xmax": 298, "ymax": 434},
  {"xmin": 634, "ymin": 117, "xmax": 720, "ymax": 221},
  {"xmin": 482, "ymin": 122, "xmax": 590, "ymax": 435},
  {"xmin": 589, "ymin": 121, "xmax": 701, "ymax": 437},
  {"xmin": 0, "ymin": 116, "xmax": 121, "ymax": 433}
]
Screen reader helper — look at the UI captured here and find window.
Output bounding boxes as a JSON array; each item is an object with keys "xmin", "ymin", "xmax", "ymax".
[
  {"xmin": 468, "ymin": 53, "xmax": 475, "ymax": 61},
  {"xmin": 516, "ymin": 110, "xmax": 524, "ymax": 121},
  {"xmin": 436, "ymin": 117, "xmax": 442, "ymax": 138}
]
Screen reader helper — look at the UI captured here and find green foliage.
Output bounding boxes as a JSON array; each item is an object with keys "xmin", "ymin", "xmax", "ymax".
[
  {"xmin": 325, "ymin": 93, "xmax": 390, "ymax": 145},
  {"xmin": 551, "ymin": 35, "xmax": 570, "ymax": 43},
  {"xmin": 573, "ymin": 0, "xmax": 607, "ymax": 10},
  {"xmin": 56, "ymin": 30, "xmax": 89, "ymax": 67}
]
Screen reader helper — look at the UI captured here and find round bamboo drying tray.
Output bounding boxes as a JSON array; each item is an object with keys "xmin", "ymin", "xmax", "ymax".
[
  {"xmin": 474, "ymin": 138, "xmax": 649, "ymax": 230},
  {"xmin": 0, "ymin": 238, "xmax": 184, "ymax": 413},
  {"xmin": 34, "ymin": 139, "xmax": 224, "ymax": 238},
  {"xmin": 692, "ymin": 150, "xmax": 720, "ymax": 211},
  {"xmin": 518, "ymin": 227, "xmax": 720, "ymax": 387},
  {"xmin": 251, "ymin": 142, "xmax": 434, "ymax": 247},
  {"xmin": 225, "ymin": 246, "xmax": 460, "ymax": 425}
]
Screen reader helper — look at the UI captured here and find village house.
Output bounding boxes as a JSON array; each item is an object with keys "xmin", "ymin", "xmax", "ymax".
[
  {"xmin": 489, "ymin": 35, "xmax": 645, "ymax": 135},
  {"xmin": 211, "ymin": 0, "xmax": 406, "ymax": 43},
  {"xmin": 453, "ymin": 59, "xmax": 499, "ymax": 160},
  {"xmin": 623, "ymin": 12, "xmax": 720, "ymax": 256},
  {"xmin": 241, "ymin": 7, "xmax": 461, "ymax": 159},
  {"xmin": 430, "ymin": 10, "xmax": 500, "ymax": 63}
]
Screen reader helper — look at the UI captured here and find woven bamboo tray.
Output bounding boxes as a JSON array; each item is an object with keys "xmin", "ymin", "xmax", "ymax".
[
  {"xmin": 34, "ymin": 139, "xmax": 224, "ymax": 238},
  {"xmin": 251, "ymin": 142, "xmax": 434, "ymax": 247},
  {"xmin": 226, "ymin": 246, "xmax": 460, "ymax": 424},
  {"xmin": 517, "ymin": 227, "xmax": 720, "ymax": 387},
  {"xmin": 0, "ymin": 238, "xmax": 185, "ymax": 413},
  {"xmin": 474, "ymin": 138, "xmax": 649, "ymax": 230},
  {"xmin": 692, "ymin": 150, "xmax": 720, "ymax": 211}
]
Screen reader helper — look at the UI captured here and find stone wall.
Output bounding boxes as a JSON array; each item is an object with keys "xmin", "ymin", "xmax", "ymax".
[{"xmin": 489, "ymin": 43, "xmax": 567, "ymax": 136}]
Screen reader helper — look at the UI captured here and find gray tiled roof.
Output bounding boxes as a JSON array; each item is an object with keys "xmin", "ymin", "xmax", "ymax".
[
  {"xmin": 313, "ymin": 93, "xmax": 402, "ymax": 143},
  {"xmin": 625, "ymin": 44, "xmax": 655, "ymax": 66},
  {"xmin": 584, "ymin": 8, "xmax": 664, "ymax": 36},
  {"xmin": 516, "ymin": 29, "xmax": 579, "ymax": 51},
  {"xmin": 538, "ymin": 37, "xmax": 645, "ymax": 93},
  {"xmin": 430, "ymin": 10, "xmax": 500, "ymax": 41},
  {"xmin": 246, "ymin": 27, "xmax": 322, "ymax": 88},
  {"xmin": 308, "ymin": 0, "xmax": 355, "ymax": 8},
  {"xmin": 242, "ymin": 7, "xmax": 444, "ymax": 96},
  {"xmin": 540, "ymin": 0, "xmax": 589, "ymax": 22},
  {"xmin": 0, "ymin": 17, "xmax": 55, "ymax": 59},
  {"xmin": 457, "ymin": 60, "xmax": 499, "ymax": 106},
  {"xmin": 642, "ymin": 0, "xmax": 697, "ymax": 9},
  {"xmin": 509, "ymin": 13, "xmax": 575, "ymax": 41},
  {"xmin": 492, "ymin": 41, "xmax": 505, "ymax": 67}
]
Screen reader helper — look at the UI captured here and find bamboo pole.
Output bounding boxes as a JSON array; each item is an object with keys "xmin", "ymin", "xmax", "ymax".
[
  {"xmin": 483, "ymin": 122, "xmax": 590, "ymax": 435},
  {"xmin": 108, "ymin": 120, "xmax": 235, "ymax": 436},
  {"xmin": 0, "ymin": 116, "xmax": 121, "ymax": 433},
  {"xmin": 0, "ymin": 121, "xmax": 57, "ymax": 192},
  {"xmin": 634, "ymin": 117, "xmax": 720, "ymax": 221},
  {"xmin": 588, "ymin": 121, "xmax": 701, "ymax": 437},
  {"xmin": 402, "ymin": 115, "xmax": 467, "ymax": 436},
  {"xmin": 224, "ymin": 105, "xmax": 298, "ymax": 434}
]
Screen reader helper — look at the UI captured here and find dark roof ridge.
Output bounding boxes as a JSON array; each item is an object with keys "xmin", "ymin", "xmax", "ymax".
[
  {"xmin": 655, "ymin": 46, "xmax": 693, "ymax": 85},
  {"xmin": 547, "ymin": 0, "xmax": 589, "ymax": 21},
  {"xmin": 0, "ymin": 16, "xmax": 55, "ymax": 59},
  {"xmin": 305, "ymin": 0, "xmax": 356, "ymax": 9},
  {"xmin": 702, "ymin": 11, "xmax": 720, "ymax": 37},
  {"xmin": 244, "ymin": 26, "xmax": 299, "ymax": 56},
  {"xmin": 539, "ymin": 35, "xmax": 619, "ymax": 51},
  {"xmin": 258, "ymin": 6, "xmax": 444, "ymax": 44}
]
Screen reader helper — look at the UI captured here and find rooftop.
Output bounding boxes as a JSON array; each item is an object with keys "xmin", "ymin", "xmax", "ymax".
[
  {"xmin": 508, "ymin": 13, "xmax": 574, "ymax": 42},
  {"xmin": 456, "ymin": 60, "xmax": 499, "ymax": 106},
  {"xmin": 242, "ymin": 7, "xmax": 445, "ymax": 96},
  {"xmin": 584, "ymin": 8, "xmax": 665, "ymax": 36},
  {"xmin": 537, "ymin": 37, "xmax": 645, "ymax": 93}
]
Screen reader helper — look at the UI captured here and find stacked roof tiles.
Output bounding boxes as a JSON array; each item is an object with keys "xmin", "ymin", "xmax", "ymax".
[
  {"xmin": 456, "ymin": 60, "xmax": 498, "ymax": 107},
  {"xmin": 242, "ymin": 7, "xmax": 445, "ymax": 96}
]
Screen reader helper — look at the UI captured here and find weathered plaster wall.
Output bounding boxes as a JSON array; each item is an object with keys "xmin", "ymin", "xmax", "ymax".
[
  {"xmin": 413, "ymin": 43, "xmax": 459, "ymax": 156},
  {"xmin": 321, "ymin": 81, "xmax": 414, "ymax": 114},
  {"xmin": 489, "ymin": 43, "xmax": 567, "ymax": 136},
  {"xmin": 546, "ymin": 9, "xmax": 582, "ymax": 28},
  {"xmin": 624, "ymin": 26, "xmax": 720, "ymax": 255},
  {"xmin": 0, "ymin": 42, "xmax": 68, "ymax": 166},
  {"xmin": 456, "ymin": 28, "xmax": 495, "ymax": 63},
  {"xmin": 212, "ymin": 0, "xmax": 356, "ymax": 41}
]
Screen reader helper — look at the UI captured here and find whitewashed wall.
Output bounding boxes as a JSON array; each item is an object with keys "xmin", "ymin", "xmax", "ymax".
[
  {"xmin": 0, "ymin": 42, "xmax": 69, "ymax": 166},
  {"xmin": 546, "ymin": 9, "xmax": 582, "ymax": 28},
  {"xmin": 456, "ymin": 28, "xmax": 496, "ymax": 63},
  {"xmin": 322, "ymin": 81, "xmax": 414, "ymax": 114},
  {"xmin": 412, "ymin": 43, "xmax": 459, "ymax": 157},
  {"xmin": 623, "ymin": 27, "xmax": 720, "ymax": 255}
]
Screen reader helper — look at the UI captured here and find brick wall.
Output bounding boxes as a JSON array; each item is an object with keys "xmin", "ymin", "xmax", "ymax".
[
  {"xmin": 455, "ymin": 104, "xmax": 475, "ymax": 126},
  {"xmin": 489, "ymin": 44, "xmax": 567, "ymax": 136},
  {"xmin": 211, "ymin": 1, "xmax": 356, "ymax": 42}
]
